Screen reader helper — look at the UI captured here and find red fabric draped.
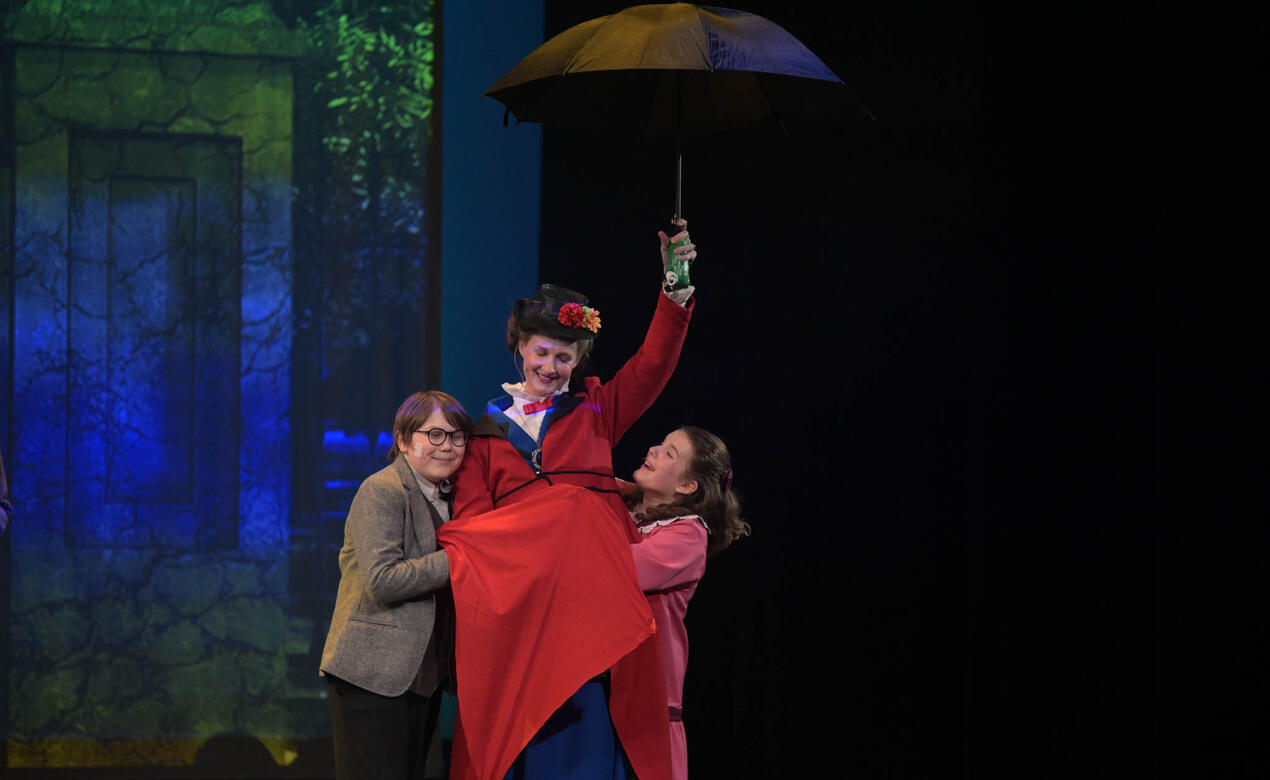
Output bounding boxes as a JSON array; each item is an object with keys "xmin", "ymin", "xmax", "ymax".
[{"xmin": 438, "ymin": 484, "xmax": 668, "ymax": 780}]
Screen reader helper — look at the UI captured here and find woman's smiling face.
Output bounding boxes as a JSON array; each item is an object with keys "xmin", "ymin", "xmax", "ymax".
[{"xmin": 518, "ymin": 335, "xmax": 580, "ymax": 397}]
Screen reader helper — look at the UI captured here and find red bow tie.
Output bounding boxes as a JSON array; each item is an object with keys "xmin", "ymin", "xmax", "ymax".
[{"xmin": 521, "ymin": 398, "xmax": 554, "ymax": 415}]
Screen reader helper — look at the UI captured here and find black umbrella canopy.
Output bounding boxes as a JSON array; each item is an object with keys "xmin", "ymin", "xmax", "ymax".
[{"xmin": 485, "ymin": 3, "xmax": 871, "ymax": 141}]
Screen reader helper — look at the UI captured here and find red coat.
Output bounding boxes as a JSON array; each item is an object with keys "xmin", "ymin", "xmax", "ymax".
[{"xmin": 442, "ymin": 292, "xmax": 693, "ymax": 780}]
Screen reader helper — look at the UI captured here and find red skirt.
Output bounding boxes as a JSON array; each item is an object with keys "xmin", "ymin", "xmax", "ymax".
[{"xmin": 438, "ymin": 484, "xmax": 671, "ymax": 780}]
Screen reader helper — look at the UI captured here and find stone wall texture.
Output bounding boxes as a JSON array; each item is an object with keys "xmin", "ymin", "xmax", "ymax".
[{"xmin": 4, "ymin": 0, "xmax": 301, "ymax": 768}]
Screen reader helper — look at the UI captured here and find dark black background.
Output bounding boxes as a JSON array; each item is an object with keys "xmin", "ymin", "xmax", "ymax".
[{"xmin": 533, "ymin": 2, "xmax": 1212, "ymax": 778}]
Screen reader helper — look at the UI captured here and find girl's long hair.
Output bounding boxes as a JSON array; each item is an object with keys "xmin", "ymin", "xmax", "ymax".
[{"xmin": 626, "ymin": 426, "xmax": 750, "ymax": 557}]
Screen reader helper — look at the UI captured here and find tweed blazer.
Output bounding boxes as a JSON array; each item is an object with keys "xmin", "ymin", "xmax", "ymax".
[{"xmin": 320, "ymin": 455, "xmax": 451, "ymax": 697}]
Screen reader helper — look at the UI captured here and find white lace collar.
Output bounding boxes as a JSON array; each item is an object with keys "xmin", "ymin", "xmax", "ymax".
[{"xmin": 636, "ymin": 514, "xmax": 710, "ymax": 535}]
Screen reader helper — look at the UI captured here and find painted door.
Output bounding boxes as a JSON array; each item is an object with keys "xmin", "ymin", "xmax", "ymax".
[{"xmin": 67, "ymin": 134, "xmax": 242, "ymax": 549}]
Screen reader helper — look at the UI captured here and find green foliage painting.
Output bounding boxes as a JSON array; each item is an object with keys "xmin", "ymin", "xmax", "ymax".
[
  {"xmin": 304, "ymin": 3, "xmax": 435, "ymax": 176},
  {"xmin": 285, "ymin": 0, "xmax": 440, "ymax": 435}
]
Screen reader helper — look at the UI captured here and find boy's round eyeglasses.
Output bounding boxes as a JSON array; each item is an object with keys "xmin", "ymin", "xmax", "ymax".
[{"xmin": 414, "ymin": 428, "xmax": 467, "ymax": 447}]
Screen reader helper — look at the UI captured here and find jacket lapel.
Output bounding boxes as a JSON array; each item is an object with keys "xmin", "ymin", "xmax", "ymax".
[
  {"xmin": 420, "ymin": 489, "xmax": 445, "ymax": 532},
  {"xmin": 396, "ymin": 457, "xmax": 432, "ymax": 553},
  {"xmin": 475, "ymin": 406, "xmax": 538, "ymax": 471},
  {"xmin": 473, "ymin": 390, "xmax": 587, "ymax": 473},
  {"xmin": 473, "ymin": 413, "xmax": 510, "ymax": 440},
  {"xmin": 545, "ymin": 391, "xmax": 585, "ymax": 424}
]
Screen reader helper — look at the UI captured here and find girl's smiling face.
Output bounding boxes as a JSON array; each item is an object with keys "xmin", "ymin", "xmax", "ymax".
[{"xmin": 634, "ymin": 428, "xmax": 698, "ymax": 505}]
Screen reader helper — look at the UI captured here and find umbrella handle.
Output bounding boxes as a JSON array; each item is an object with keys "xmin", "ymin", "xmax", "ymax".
[{"xmin": 665, "ymin": 215, "xmax": 691, "ymax": 290}]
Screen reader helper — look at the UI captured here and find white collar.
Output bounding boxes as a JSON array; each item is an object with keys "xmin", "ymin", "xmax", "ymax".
[
  {"xmin": 502, "ymin": 380, "xmax": 570, "ymax": 403},
  {"xmin": 407, "ymin": 464, "xmax": 448, "ymax": 504},
  {"xmin": 636, "ymin": 514, "xmax": 710, "ymax": 535}
]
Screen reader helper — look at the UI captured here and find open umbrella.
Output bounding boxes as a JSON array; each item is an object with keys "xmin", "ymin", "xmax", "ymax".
[{"xmin": 485, "ymin": 2, "xmax": 871, "ymax": 282}]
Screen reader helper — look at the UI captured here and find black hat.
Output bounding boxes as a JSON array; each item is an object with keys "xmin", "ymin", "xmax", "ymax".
[{"xmin": 511, "ymin": 284, "xmax": 602, "ymax": 344}]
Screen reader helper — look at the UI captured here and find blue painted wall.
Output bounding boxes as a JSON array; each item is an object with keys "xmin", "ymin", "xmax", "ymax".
[{"xmin": 440, "ymin": 0, "xmax": 543, "ymax": 415}]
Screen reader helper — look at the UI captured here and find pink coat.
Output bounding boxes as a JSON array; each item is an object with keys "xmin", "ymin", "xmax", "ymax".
[{"xmin": 632, "ymin": 515, "xmax": 709, "ymax": 780}]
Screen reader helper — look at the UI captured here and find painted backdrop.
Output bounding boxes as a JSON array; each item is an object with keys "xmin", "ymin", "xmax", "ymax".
[{"xmin": 1, "ymin": 0, "xmax": 444, "ymax": 772}]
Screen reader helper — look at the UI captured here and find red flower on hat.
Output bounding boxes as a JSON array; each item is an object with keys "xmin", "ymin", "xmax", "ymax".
[{"xmin": 558, "ymin": 302, "xmax": 601, "ymax": 333}]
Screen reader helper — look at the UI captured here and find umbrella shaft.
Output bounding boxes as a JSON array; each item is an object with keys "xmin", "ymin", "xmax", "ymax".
[
  {"xmin": 674, "ymin": 142, "xmax": 683, "ymax": 219},
  {"xmin": 668, "ymin": 141, "xmax": 690, "ymax": 291}
]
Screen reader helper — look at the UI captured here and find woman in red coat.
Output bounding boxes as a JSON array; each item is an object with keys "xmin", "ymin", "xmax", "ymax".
[{"xmin": 441, "ymin": 222, "xmax": 697, "ymax": 780}]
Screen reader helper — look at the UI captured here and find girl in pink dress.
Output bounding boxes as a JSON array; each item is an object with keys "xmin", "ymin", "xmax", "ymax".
[{"xmin": 625, "ymin": 426, "xmax": 751, "ymax": 780}]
